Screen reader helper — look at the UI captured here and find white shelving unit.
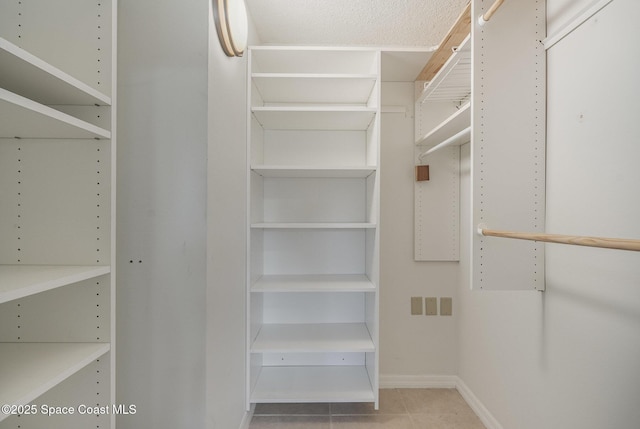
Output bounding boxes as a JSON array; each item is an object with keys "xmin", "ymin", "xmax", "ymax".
[
  {"xmin": 0, "ymin": 2, "xmax": 116, "ymax": 428},
  {"xmin": 247, "ymin": 46, "xmax": 380, "ymax": 408}
]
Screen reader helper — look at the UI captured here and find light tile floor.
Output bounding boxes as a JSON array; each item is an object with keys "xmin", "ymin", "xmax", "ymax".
[{"xmin": 249, "ymin": 389, "xmax": 487, "ymax": 429}]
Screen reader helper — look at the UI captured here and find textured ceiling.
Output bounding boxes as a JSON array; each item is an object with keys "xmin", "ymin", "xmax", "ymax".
[{"xmin": 245, "ymin": 0, "xmax": 469, "ymax": 47}]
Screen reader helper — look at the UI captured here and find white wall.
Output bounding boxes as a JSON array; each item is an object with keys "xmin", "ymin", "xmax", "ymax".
[
  {"xmin": 116, "ymin": 1, "xmax": 208, "ymax": 428},
  {"xmin": 458, "ymin": 1, "xmax": 640, "ymax": 428},
  {"xmin": 380, "ymin": 83, "xmax": 458, "ymax": 382},
  {"xmin": 118, "ymin": 1, "xmax": 261, "ymax": 428},
  {"xmin": 206, "ymin": 5, "xmax": 261, "ymax": 429}
]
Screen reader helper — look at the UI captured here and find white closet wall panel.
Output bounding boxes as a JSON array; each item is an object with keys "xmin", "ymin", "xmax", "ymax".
[
  {"xmin": 414, "ymin": 146, "xmax": 460, "ymax": 261},
  {"xmin": 0, "ymin": 140, "xmax": 110, "ymax": 265}
]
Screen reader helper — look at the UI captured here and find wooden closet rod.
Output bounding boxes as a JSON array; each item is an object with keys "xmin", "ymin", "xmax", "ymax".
[
  {"xmin": 478, "ymin": 227, "xmax": 640, "ymax": 252},
  {"xmin": 478, "ymin": 0, "xmax": 506, "ymax": 26}
]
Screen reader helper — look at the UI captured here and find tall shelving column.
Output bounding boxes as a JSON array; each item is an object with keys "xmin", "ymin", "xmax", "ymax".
[
  {"xmin": 0, "ymin": 1, "xmax": 116, "ymax": 428},
  {"xmin": 247, "ymin": 47, "xmax": 380, "ymax": 409}
]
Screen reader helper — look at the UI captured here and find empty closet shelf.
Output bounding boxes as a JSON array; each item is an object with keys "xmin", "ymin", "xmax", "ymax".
[
  {"xmin": 251, "ymin": 73, "xmax": 377, "ymax": 105},
  {"xmin": 252, "ymin": 274, "xmax": 376, "ymax": 293},
  {"xmin": 251, "ymin": 222, "xmax": 376, "ymax": 229},
  {"xmin": 250, "ymin": 366, "xmax": 375, "ymax": 404},
  {"xmin": 251, "ymin": 165, "xmax": 377, "ymax": 178},
  {"xmin": 0, "ymin": 265, "xmax": 110, "ymax": 305},
  {"xmin": 0, "ymin": 343, "xmax": 110, "ymax": 422},
  {"xmin": 252, "ymin": 323, "xmax": 375, "ymax": 353},
  {"xmin": 0, "ymin": 88, "xmax": 110, "ymax": 139},
  {"xmin": 0, "ymin": 37, "xmax": 110, "ymax": 106},
  {"xmin": 251, "ymin": 107, "xmax": 376, "ymax": 131}
]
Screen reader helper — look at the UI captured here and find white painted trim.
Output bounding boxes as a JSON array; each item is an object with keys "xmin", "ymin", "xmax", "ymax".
[
  {"xmin": 455, "ymin": 378, "xmax": 504, "ymax": 429},
  {"xmin": 238, "ymin": 404, "xmax": 255, "ymax": 429},
  {"xmin": 379, "ymin": 374, "xmax": 458, "ymax": 389}
]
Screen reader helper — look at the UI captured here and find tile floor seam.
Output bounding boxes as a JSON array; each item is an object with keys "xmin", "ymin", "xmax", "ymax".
[
  {"xmin": 249, "ymin": 388, "xmax": 486, "ymax": 428},
  {"xmin": 397, "ymin": 388, "xmax": 411, "ymax": 416}
]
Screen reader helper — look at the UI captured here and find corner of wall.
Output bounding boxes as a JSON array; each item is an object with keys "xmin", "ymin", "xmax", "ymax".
[{"xmin": 455, "ymin": 377, "xmax": 504, "ymax": 429}]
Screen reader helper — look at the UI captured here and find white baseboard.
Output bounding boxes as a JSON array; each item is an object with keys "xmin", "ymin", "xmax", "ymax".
[
  {"xmin": 380, "ymin": 374, "xmax": 502, "ymax": 429},
  {"xmin": 380, "ymin": 374, "xmax": 458, "ymax": 388},
  {"xmin": 237, "ymin": 404, "xmax": 255, "ymax": 429},
  {"xmin": 455, "ymin": 378, "xmax": 503, "ymax": 429}
]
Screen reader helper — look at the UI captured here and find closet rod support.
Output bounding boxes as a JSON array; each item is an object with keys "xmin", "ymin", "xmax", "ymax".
[
  {"xmin": 477, "ymin": 225, "xmax": 640, "ymax": 252},
  {"xmin": 478, "ymin": 0, "xmax": 506, "ymax": 27}
]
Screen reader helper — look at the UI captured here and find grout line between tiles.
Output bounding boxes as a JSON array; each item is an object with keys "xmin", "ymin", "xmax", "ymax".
[{"xmin": 249, "ymin": 388, "xmax": 487, "ymax": 428}]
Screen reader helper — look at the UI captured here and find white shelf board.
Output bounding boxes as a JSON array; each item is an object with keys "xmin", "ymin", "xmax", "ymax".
[
  {"xmin": 0, "ymin": 37, "xmax": 110, "ymax": 106},
  {"xmin": 251, "ymin": 222, "xmax": 376, "ymax": 229},
  {"xmin": 252, "ymin": 73, "xmax": 376, "ymax": 105},
  {"xmin": 250, "ymin": 366, "xmax": 375, "ymax": 403},
  {"xmin": 417, "ymin": 34, "xmax": 471, "ymax": 104},
  {"xmin": 252, "ymin": 274, "xmax": 376, "ymax": 293},
  {"xmin": 0, "ymin": 88, "xmax": 111, "ymax": 139},
  {"xmin": 0, "ymin": 342, "xmax": 110, "ymax": 422},
  {"xmin": 415, "ymin": 102, "xmax": 470, "ymax": 147},
  {"xmin": 0, "ymin": 265, "xmax": 110, "ymax": 305},
  {"xmin": 251, "ymin": 165, "xmax": 377, "ymax": 178},
  {"xmin": 252, "ymin": 323, "xmax": 374, "ymax": 353},
  {"xmin": 252, "ymin": 107, "xmax": 376, "ymax": 131}
]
